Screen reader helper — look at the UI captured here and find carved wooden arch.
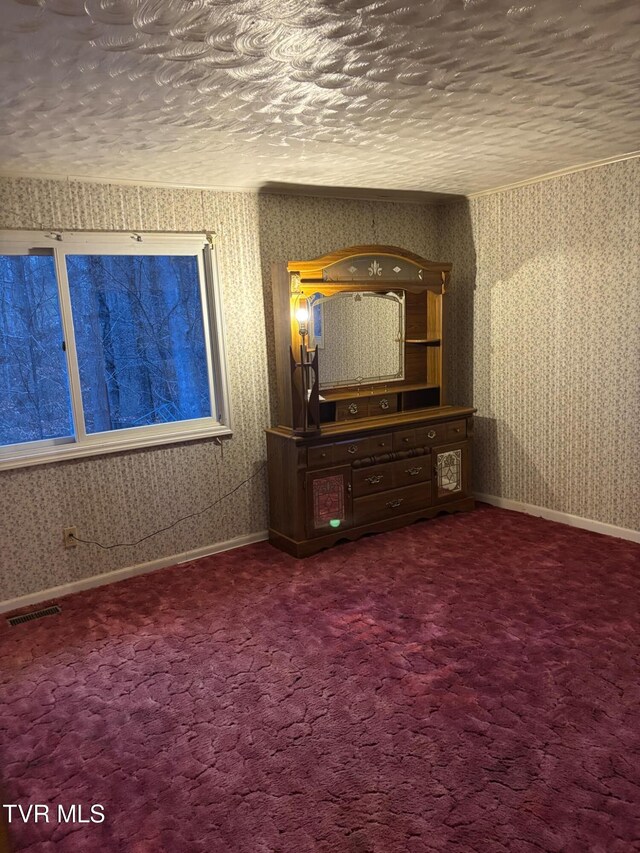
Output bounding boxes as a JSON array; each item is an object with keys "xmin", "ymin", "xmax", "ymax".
[{"xmin": 288, "ymin": 244, "xmax": 451, "ymax": 289}]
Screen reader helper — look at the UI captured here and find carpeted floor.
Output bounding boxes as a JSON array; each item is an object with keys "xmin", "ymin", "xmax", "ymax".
[{"xmin": 1, "ymin": 505, "xmax": 639, "ymax": 853}]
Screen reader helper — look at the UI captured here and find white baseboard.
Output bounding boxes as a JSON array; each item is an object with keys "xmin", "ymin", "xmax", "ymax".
[
  {"xmin": 0, "ymin": 530, "xmax": 269, "ymax": 615},
  {"xmin": 476, "ymin": 493, "xmax": 640, "ymax": 543},
  {"xmin": 4, "ymin": 501, "xmax": 637, "ymax": 615}
]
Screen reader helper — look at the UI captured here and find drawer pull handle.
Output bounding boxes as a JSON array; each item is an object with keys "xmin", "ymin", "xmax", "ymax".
[
  {"xmin": 365, "ymin": 474, "xmax": 384, "ymax": 485},
  {"xmin": 386, "ymin": 498, "xmax": 403, "ymax": 509},
  {"xmin": 453, "ymin": 427, "xmax": 461, "ymax": 433},
  {"xmin": 347, "ymin": 444, "xmax": 358, "ymax": 454},
  {"xmin": 405, "ymin": 466, "xmax": 422, "ymax": 476},
  {"xmin": 379, "ymin": 398, "xmax": 390, "ymax": 410},
  {"xmin": 427, "ymin": 430, "xmax": 436, "ymax": 439},
  {"xmin": 402, "ymin": 437, "xmax": 410, "ymax": 443},
  {"xmin": 348, "ymin": 402, "xmax": 359, "ymax": 415}
]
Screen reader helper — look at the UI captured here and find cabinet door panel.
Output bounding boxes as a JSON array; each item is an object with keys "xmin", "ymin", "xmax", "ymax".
[
  {"xmin": 306, "ymin": 466, "xmax": 352, "ymax": 537},
  {"xmin": 432, "ymin": 442, "xmax": 470, "ymax": 503}
]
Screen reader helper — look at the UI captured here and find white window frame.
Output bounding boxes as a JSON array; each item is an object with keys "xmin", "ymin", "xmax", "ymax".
[{"xmin": 0, "ymin": 231, "xmax": 232, "ymax": 471}]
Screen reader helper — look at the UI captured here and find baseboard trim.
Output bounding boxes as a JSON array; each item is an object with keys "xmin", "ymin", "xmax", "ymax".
[
  {"xmin": 4, "ymin": 501, "xmax": 637, "ymax": 614},
  {"xmin": 476, "ymin": 493, "xmax": 640, "ymax": 543},
  {"xmin": 0, "ymin": 530, "xmax": 269, "ymax": 615}
]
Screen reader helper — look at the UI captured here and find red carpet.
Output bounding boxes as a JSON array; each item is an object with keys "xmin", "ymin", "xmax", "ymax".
[{"xmin": 1, "ymin": 505, "xmax": 639, "ymax": 852}]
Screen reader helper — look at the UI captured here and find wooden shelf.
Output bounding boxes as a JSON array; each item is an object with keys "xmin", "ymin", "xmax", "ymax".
[
  {"xmin": 405, "ymin": 338, "xmax": 441, "ymax": 345},
  {"xmin": 320, "ymin": 381, "xmax": 439, "ymax": 403},
  {"xmin": 293, "ymin": 405, "xmax": 476, "ymax": 438},
  {"xmin": 396, "ymin": 382, "xmax": 440, "ymax": 393}
]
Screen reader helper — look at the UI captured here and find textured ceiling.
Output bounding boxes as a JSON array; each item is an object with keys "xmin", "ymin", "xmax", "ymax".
[{"xmin": 1, "ymin": 0, "xmax": 638, "ymax": 195}]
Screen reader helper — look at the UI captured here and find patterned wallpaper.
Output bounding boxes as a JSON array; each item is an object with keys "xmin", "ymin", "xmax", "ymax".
[
  {"xmin": 0, "ymin": 177, "xmax": 438, "ymax": 601},
  {"xmin": 440, "ymin": 157, "xmax": 640, "ymax": 532},
  {"xmin": 1, "ymin": 160, "xmax": 637, "ymax": 602},
  {"xmin": 312, "ymin": 293, "xmax": 404, "ymax": 388}
]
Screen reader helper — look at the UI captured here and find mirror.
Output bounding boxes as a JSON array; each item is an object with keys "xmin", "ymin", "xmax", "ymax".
[{"xmin": 308, "ymin": 291, "xmax": 404, "ymax": 389}]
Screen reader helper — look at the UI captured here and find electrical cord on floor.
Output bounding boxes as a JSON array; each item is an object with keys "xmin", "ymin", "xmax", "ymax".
[{"xmin": 70, "ymin": 463, "xmax": 266, "ymax": 550}]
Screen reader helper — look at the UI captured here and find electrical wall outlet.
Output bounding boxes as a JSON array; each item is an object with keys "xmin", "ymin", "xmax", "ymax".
[{"xmin": 63, "ymin": 527, "xmax": 78, "ymax": 549}]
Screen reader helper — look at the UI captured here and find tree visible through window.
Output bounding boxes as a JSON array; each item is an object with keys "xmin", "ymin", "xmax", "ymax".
[
  {"xmin": 0, "ymin": 253, "xmax": 73, "ymax": 445},
  {"xmin": 67, "ymin": 254, "xmax": 210, "ymax": 433},
  {"xmin": 0, "ymin": 233, "xmax": 230, "ymax": 468}
]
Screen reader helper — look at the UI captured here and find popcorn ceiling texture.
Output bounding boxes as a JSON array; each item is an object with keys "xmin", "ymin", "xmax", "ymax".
[
  {"xmin": 0, "ymin": 176, "xmax": 438, "ymax": 602},
  {"xmin": 1, "ymin": 0, "xmax": 639, "ymax": 194}
]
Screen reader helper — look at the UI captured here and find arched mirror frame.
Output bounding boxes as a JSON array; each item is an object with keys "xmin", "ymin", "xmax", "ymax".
[
  {"xmin": 271, "ymin": 245, "xmax": 451, "ymax": 433},
  {"xmin": 306, "ymin": 290, "xmax": 406, "ymax": 389}
]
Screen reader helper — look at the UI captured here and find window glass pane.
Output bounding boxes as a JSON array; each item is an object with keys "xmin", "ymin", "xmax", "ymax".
[
  {"xmin": 0, "ymin": 253, "xmax": 73, "ymax": 446},
  {"xmin": 66, "ymin": 254, "xmax": 212, "ymax": 433}
]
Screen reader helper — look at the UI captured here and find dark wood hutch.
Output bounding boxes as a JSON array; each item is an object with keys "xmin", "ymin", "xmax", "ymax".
[{"xmin": 266, "ymin": 245, "xmax": 475, "ymax": 557}]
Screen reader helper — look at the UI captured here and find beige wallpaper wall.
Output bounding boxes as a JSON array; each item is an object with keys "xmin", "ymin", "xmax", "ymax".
[
  {"xmin": 0, "ymin": 177, "xmax": 439, "ymax": 601},
  {"xmin": 311, "ymin": 294, "xmax": 403, "ymax": 388},
  {"xmin": 440, "ymin": 158, "xmax": 639, "ymax": 532},
  {"xmin": 1, "ymin": 160, "xmax": 637, "ymax": 602}
]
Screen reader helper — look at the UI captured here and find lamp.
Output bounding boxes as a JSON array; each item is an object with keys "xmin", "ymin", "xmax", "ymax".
[
  {"xmin": 289, "ymin": 296, "xmax": 319, "ymax": 434},
  {"xmin": 295, "ymin": 299, "xmax": 309, "ymax": 341}
]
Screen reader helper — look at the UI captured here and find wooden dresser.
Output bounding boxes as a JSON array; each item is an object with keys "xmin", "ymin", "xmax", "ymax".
[
  {"xmin": 266, "ymin": 245, "xmax": 475, "ymax": 558},
  {"xmin": 267, "ymin": 407, "xmax": 474, "ymax": 557}
]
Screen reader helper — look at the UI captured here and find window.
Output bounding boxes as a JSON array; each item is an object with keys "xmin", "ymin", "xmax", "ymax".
[{"xmin": 0, "ymin": 232, "xmax": 231, "ymax": 469}]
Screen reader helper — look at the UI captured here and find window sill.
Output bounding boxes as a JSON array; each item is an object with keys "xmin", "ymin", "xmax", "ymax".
[{"xmin": 0, "ymin": 424, "xmax": 233, "ymax": 472}]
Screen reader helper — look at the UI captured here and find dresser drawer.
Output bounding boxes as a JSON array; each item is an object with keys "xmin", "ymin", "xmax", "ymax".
[
  {"xmin": 392, "ymin": 454, "xmax": 431, "ymax": 488},
  {"xmin": 415, "ymin": 423, "xmax": 447, "ymax": 445},
  {"xmin": 353, "ymin": 482, "xmax": 431, "ymax": 526},
  {"xmin": 334, "ymin": 436, "xmax": 369, "ymax": 463},
  {"xmin": 396, "ymin": 419, "xmax": 468, "ymax": 449},
  {"xmin": 394, "ymin": 428, "xmax": 418, "ymax": 451},
  {"xmin": 334, "ymin": 433, "xmax": 393, "ymax": 463},
  {"xmin": 307, "ymin": 444, "xmax": 334, "ymax": 468},
  {"xmin": 366, "ymin": 432, "xmax": 393, "ymax": 456},
  {"xmin": 336, "ymin": 399, "xmax": 369, "ymax": 421},
  {"xmin": 367, "ymin": 394, "xmax": 398, "ymax": 417},
  {"xmin": 352, "ymin": 462, "xmax": 394, "ymax": 497},
  {"xmin": 446, "ymin": 419, "xmax": 466, "ymax": 441}
]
